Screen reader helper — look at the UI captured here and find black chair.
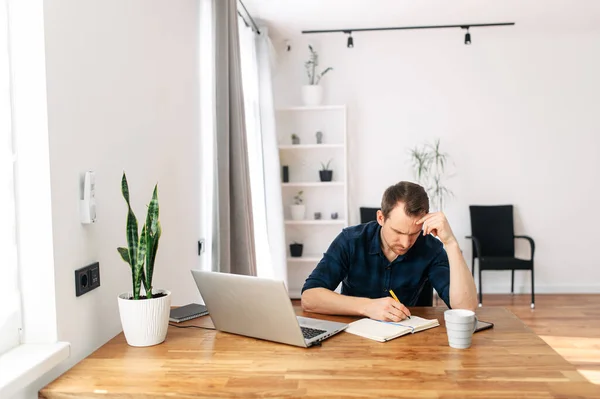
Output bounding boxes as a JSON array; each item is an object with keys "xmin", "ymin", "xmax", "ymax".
[
  {"xmin": 466, "ymin": 205, "xmax": 536, "ymax": 309},
  {"xmin": 359, "ymin": 207, "xmax": 379, "ymax": 224},
  {"xmin": 359, "ymin": 207, "xmax": 433, "ymax": 306}
]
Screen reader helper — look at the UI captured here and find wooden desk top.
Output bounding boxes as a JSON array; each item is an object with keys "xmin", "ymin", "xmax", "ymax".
[{"xmin": 40, "ymin": 307, "xmax": 600, "ymax": 399}]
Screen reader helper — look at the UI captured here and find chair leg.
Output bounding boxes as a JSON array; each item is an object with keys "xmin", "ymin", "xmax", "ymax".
[
  {"xmin": 478, "ymin": 267, "xmax": 483, "ymax": 307},
  {"xmin": 471, "ymin": 255, "xmax": 475, "ymax": 277},
  {"xmin": 511, "ymin": 270, "xmax": 515, "ymax": 295},
  {"xmin": 531, "ymin": 267, "xmax": 535, "ymax": 309}
]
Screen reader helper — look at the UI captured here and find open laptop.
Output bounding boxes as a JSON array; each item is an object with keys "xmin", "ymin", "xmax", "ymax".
[{"xmin": 190, "ymin": 270, "xmax": 348, "ymax": 348}]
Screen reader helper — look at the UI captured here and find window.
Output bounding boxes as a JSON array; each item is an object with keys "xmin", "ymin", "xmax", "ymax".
[
  {"xmin": 238, "ymin": 16, "xmax": 272, "ymax": 277},
  {"xmin": 0, "ymin": 0, "xmax": 22, "ymax": 357}
]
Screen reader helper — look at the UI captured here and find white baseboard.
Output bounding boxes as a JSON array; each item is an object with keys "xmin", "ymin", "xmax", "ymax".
[
  {"xmin": 478, "ymin": 284, "xmax": 600, "ymax": 294},
  {"xmin": 288, "ymin": 289, "xmax": 301, "ymax": 299}
]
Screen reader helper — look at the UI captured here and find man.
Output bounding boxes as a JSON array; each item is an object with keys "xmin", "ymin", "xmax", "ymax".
[{"xmin": 301, "ymin": 181, "xmax": 477, "ymax": 322}]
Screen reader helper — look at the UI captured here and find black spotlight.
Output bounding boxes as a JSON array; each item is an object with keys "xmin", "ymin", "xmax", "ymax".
[
  {"xmin": 465, "ymin": 29, "xmax": 471, "ymax": 45},
  {"xmin": 347, "ymin": 34, "xmax": 354, "ymax": 48}
]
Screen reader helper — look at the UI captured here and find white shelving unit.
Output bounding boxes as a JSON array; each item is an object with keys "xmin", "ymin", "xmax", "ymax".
[
  {"xmin": 284, "ymin": 220, "xmax": 347, "ymax": 226},
  {"xmin": 281, "ymin": 182, "xmax": 344, "ymax": 187},
  {"xmin": 276, "ymin": 105, "xmax": 348, "ymax": 299}
]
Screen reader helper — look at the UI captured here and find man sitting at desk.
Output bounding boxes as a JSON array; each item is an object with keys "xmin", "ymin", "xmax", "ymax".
[{"xmin": 301, "ymin": 181, "xmax": 477, "ymax": 322}]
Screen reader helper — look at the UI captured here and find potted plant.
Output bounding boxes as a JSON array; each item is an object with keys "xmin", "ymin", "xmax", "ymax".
[
  {"xmin": 409, "ymin": 138, "xmax": 454, "ymax": 212},
  {"xmin": 290, "ymin": 190, "xmax": 306, "ymax": 220},
  {"xmin": 116, "ymin": 172, "xmax": 171, "ymax": 347},
  {"xmin": 289, "ymin": 242, "xmax": 304, "ymax": 257},
  {"xmin": 302, "ymin": 45, "xmax": 332, "ymax": 106},
  {"xmin": 291, "ymin": 133, "xmax": 300, "ymax": 145},
  {"xmin": 319, "ymin": 159, "xmax": 333, "ymax": 182}
]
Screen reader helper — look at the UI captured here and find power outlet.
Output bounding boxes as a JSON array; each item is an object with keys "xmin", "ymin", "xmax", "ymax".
[{"xmin": 75, "ymin": 262, "xmax": 101, "ymax": 297}]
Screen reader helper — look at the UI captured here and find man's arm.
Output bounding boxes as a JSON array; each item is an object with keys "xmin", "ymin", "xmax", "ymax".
[
  {"xmin": 301, "ymin": 288, "xmax": 369, "ymax": 315},
  {"xmin": 445, "ymin": 241, "xmax": 478, "ymax": 310},
  {"xmin": 301, "ymin": 233, "xmax": 412, "ymax": 321},
  {"xmin": 418, "ymin": 212, "xmax": 478, "ymax": 311},
  {"xmin": 302, "ymin": 287, "xmax": 411, "ymax": 321}
]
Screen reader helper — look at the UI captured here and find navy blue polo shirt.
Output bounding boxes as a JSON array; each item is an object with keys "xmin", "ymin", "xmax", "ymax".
[{"xmin": 301, "ymin": 221, "xmax": 451, "ymax": 308}]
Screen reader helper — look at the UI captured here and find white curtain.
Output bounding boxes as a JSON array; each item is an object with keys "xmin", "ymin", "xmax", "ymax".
[
  {"xmin": 198, "ymin": 0, "xmax": 215, "ymax": 273},
  {"xmin": 0, "ymin": 0, "xmax": 21, "ymax": 356},
  {"xmin": 238, "ymin": 20, "xmax": 287, "ymax": 284}
]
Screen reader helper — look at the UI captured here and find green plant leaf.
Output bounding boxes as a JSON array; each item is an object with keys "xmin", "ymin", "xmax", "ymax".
[
  {"xmin": 117, "ymin": 247, "xmax": 130, "ymax": 265},
  {"xmin": 315, "ymin": 67, "xmax": 333, "ymax": 84},
  {"xmin": 144, "ymin": 185, "xmax": 160, "ymax": 298},
  {"xmin": 133, "ymin": 225, "xmax": 147, "ymax": 300},
  {"xmin": 121, "ymin": 172, "xmax": 139, "ymax": 293},
  {"xmin": 146, "ymin": 221, "xmax": 161, "ymax": 298},
  {"xmin": 320, "ymin": 159, "xmax": 332, "ymax": 170},
  {"xmin": 146, "ymin": 185, "xmax": 159, "ymax": 235}
]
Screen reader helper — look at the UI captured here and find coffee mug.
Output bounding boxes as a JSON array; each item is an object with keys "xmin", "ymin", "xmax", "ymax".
[{"xmin": 444, "ymin": 309, "xmax": 478, "ymax": 349}]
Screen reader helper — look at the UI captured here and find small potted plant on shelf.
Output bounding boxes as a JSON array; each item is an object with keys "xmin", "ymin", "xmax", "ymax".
[
  {"xmin": 290, "ymin": 242, "xmax": 304, "ymax": 257},
  {"xmin": 302, "ymin": 45, "xmax": 333, "ymax": 106},
  {"xmin": 291, "ymin": 133, "xmax": 300, "ymax": 145},
  {"xmin": 319, "ymin": 159, "xmax": 333, "ymax": 182},
  {"xmin": 117, "ymin": 172, "xmax": 171, "ymax": 347},
  {"xmin": 290, "ymin": 190, "xmax": 306, "ymax": 220}
]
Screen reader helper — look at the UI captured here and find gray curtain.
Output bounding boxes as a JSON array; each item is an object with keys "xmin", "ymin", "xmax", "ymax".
[{"xmin": 212, "ymin": 0, "xmax": 257, "ymax": 275}]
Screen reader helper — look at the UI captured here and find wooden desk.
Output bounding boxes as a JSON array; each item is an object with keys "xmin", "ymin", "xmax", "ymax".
[{"xmin": 40, "ymin": 307, "xmax": 599, "ymax": 398}]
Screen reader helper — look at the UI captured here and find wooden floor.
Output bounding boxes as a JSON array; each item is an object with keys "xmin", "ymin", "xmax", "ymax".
[{"xmin": 460, "ymin": 294, "xmax": 600, "ymax": 385}]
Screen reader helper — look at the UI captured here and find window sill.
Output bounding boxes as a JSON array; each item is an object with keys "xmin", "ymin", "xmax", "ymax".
[{"xmin": 0, "ymin": 342, "xmax": 70, "ymax": 398}]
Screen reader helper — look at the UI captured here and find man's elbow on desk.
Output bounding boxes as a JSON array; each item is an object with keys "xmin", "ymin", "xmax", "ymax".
[
  {"xmin": 450, "ymin": 295, "xmax": 478, "ymax": 312},
  {"xmin": 301, "ymin": 288, "xmax": 321, "ymax": 313}
]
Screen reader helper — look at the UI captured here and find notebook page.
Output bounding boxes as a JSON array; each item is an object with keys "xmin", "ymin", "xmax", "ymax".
[
  {"xmin": 387, "ymin": 315, "xmax": 440, "ymax": 333},
  {"xmin": 345, "ymin": 318, "xmax": 413, "ymax": 342}
]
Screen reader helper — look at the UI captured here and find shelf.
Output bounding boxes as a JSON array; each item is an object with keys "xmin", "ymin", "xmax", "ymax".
[
  {"xmin": 276, "ymin": 105, "xmax": 346, "ymax": 112},
  {"xmin": 285, "ymin": 220, "xmax": 346, "ymax": 226},
  {"xmin": 282, "ymin": 182, "xmax": 344, "ymax": 187},
  {"xmin": 278, "ymin": 144, "xmax": 344, "ymax": 150},
  {"xmin": 286, "ymin": 256, "xmax": 322, "ymax": 263}
]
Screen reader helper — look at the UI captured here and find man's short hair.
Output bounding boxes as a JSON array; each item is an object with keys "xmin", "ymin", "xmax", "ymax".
[{"xmin": 381, "ymin": 181, "xmax": 429, "ymax": 220}]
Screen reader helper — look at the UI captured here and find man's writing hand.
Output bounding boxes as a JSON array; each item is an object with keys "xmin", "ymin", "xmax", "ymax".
[
  {"xmin": 362, "ymin": 297, "xmax": 411, "ymax": 322},
  {"xmin": 416, "ymin": 212, "xmax": 457, "ymax": 247}
]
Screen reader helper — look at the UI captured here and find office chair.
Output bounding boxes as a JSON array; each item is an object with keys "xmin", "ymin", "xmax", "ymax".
[
  {"xmin": 466, "ymin": 205, "xmax": 535, "ymax": 309},
  {"xmin": 359, "ymin": 207, "xmax": 433, "ymax": 306},
  {"xmin": 359, "ymin": 207, "xmax": 379, "ymax": 224}
]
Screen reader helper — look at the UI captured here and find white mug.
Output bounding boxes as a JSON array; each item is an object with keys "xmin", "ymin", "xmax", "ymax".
[{"xmin": 444, "ymin": 309, "xmax": 478, "ymax": 349}]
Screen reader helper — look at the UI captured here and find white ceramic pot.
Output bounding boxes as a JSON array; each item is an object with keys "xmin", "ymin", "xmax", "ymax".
[
  {"xmin": 117, "ymin": 289, "xmax": 171, "ymax": 347},
  {"xmin": 290, "ymin": 205, "xmax": 306, "ymax": 221},
  {"xmin": 301, "ymin": 85, "xmax": 323, "ymax": 106}
]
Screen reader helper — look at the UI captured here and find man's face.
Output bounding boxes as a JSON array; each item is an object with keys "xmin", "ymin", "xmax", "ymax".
[{"xmin": 377, "ymin": 203, "xmax": 424, "ymax": 256}]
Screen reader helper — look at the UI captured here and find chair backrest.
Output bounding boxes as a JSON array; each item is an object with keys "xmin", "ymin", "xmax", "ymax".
[
  {"xmin": 359, "ymin": 206, "xmax": 433, "ymax": 306},
  {"xmin": 359, "ymin": 207, "xmax": 379, "ymax": 224},
  {"xmin": 414, "ymin": 281, "xmax": 433, "ymax": 306},
  {"xmin": 469, "ymin": 205, "xmax": 515, "ymax": 258}
]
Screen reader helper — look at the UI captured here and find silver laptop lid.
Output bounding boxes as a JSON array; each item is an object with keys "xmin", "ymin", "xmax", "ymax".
[{"xmin": 191, "ymin": 270, "xmax": 308, "ymax": 347}]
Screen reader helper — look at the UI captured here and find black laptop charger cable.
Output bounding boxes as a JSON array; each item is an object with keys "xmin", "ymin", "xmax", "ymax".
[{"xmin": 169, "ymin": 323, "xmax": 216, "ymax": 330}]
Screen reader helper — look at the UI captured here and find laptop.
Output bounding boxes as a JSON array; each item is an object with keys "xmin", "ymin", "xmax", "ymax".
[{"xmin": 190, "ymin": 270, "xmax": 348, "ymax": 348}]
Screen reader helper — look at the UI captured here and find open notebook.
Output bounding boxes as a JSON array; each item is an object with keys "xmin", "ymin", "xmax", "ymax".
[{"xmin": 345, "ymin": 316, "xmax": 440, "ymax": 342}]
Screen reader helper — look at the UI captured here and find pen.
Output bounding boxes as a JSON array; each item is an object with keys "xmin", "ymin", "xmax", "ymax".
[{"xmin": 389, "ymin": 289, "xmax": 411, "ymax": 319}]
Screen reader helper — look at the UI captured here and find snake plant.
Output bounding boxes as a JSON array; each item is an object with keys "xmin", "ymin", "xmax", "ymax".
[{"xmin": 117, "ymin": 172, "xmax": 162, "ymax": 300}]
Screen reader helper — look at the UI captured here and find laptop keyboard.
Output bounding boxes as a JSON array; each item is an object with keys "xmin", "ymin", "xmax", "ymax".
[{"xmin": 301, "ymin": 326, "xmax": 327, "ymax": 339}]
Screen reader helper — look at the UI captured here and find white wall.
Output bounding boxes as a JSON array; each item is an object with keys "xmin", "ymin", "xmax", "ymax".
[
  {"xmin": 14, "ymin": 0, "xmax": 202, "ymax": 397},
  {"xmin": 273, "ymin": 25, "xmax": 600, "ymax": 293}
]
